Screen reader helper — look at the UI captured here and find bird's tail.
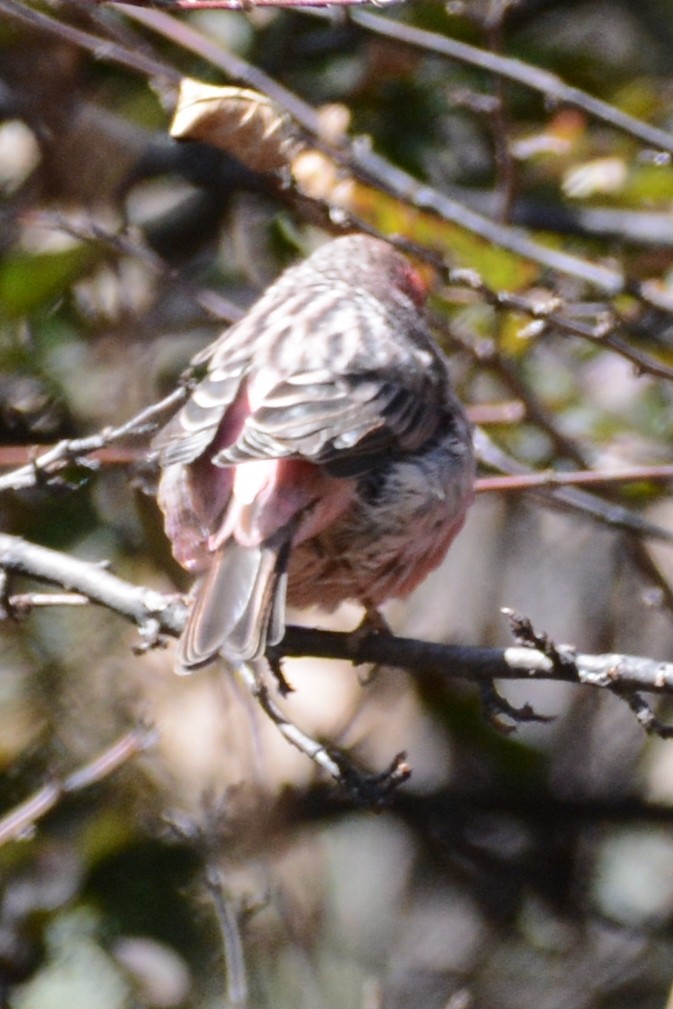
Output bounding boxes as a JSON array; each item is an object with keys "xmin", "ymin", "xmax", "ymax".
[{"xmin": 178, "ymin": 531, "xmax": 290, "ymax": 671}]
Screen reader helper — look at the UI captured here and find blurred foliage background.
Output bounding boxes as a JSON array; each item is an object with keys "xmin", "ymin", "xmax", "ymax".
[{"xmin": 4, "ymin": 0, "xmax": 673, "ymax": 1007}]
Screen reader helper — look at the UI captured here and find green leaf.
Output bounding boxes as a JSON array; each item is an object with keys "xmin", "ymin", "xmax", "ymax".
[{"xmin": 0, "ymin": 245, "xmax": 102, "ymax": 320}]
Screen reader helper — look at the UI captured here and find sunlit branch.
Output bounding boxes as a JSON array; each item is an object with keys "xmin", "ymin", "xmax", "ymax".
[{"xmin": 3, "ymin": 533, "xmax": 673, "ymax": 708}]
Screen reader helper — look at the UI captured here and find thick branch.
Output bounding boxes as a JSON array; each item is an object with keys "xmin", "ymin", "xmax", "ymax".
[
  {"xmin": 276, "ymin": 628, "xmax": 673, "ymax": 696},
  {"xmin": 0, "ymin": 533, "xmax": 187, "ymax": 640},
  {"xmin": 2, "ymin": 533, "xmax": 673, "ymax": 699}
]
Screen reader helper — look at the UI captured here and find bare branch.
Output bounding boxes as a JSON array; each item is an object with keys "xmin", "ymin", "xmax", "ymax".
[
  {"xmin": 352, "ymin": 10, "xmax": 673, "ymax": 158},
  {"xmin": 474, "ymin": 429, "xmax": 673, "ymax": 546},
  {"xmin": 204, "ymin": 866, "xmax": 250, "ymax": 1009},
  {"xmin": 442, "ymin": 268, "xmax": 673, "ymax": 384},
  {"xmin": 476, "ymin": 465, "xmax": 673, "ymax": 493},
  {"xmin": 3, "ymin": 533, "xmax": 673, "ymax": 705},
  {"xmin": 108, "ymin": 0, "xmax": 400, "ymax": 7},
  {"xmin": 13, "ymin": 0, "xmax": 673, "ymax": 328},
  {"xmin": 0, "ymin": 0, "xmax": 180, "ymax": 83},
  {"xmin": 348, "ymin": 145, "xmax": 625, "ymax": 294},
  {"xmin": 34, "ymin": 212, "xmax": 246, "ymax": 325},
  {"xmin": 5, "ymin": 592, "xmax": 91, "ymax": 614},
  {"xmin": 237, "ymin": 660, "xmax": 346, "ymax": 783},
  {"xmin": 119, "ymin": 5, "xmax": 323, "ymax": 133},
  {"xmin": 0, "ymin": 387, "xmax": 186, "ymax": 494},
  {"xmin": 0, "ymin": 532, "xmax": 187, "ymax": 641},
  {"xmin": 275, "ymin": 626, "xmax": 673, "ymax": 697},
  {"xmin": 9, "ymin": 0, "xmax": 625, "ymax": 295},
  {"xmin": 0, "ymin": 726, "xmax": 155, "ymax": 846},
  {"xmin": 6, "ymin": 445, "xmax": 673, "ymax": 498}
]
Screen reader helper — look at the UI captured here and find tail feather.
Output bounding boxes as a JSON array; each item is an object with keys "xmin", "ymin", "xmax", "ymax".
[{"xmin": 178, "ymin": 532, "xmax": 290, "ymax": 670}]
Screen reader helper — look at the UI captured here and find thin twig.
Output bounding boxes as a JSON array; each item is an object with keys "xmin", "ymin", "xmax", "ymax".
[
  {"xmin": 71, "ymin": 2, "xmax": 629, "ymax": 294},
  {"xmin": 0, "ymin": 446, "xmax": 146, "ymax": 469},
  {"xmin": 0, "ymin": 532, "xmax": 187, "ymax": 639},
  {"xmin": 5, "ymin": 447, "xmax": 673, "ymax": 495},
  {"xmin": 236, "ymin": 661, "xmax": 345, "ymax": 782},
  {"xmin": 474, "ymin": 429, "xmax": 673, "ymax": 545},
  {"xmin": 0, "ymin": 0, "xmax": 180, "ymax": 82},
  {"xmin": 351, "ymin": 10, "xmax": 673, "ymax": 157},
  {"xmin": 7, "ymin": 592, "xmax": 91, "ymax": 612},
  {"xmin": 0, "ymin": 387, "xmax": 186, "ymax": 494},
  {"xmin": 119, "ymin": 5, "xmax": 323, "ymax": 133},
  {"xmin": 482, "ymin": 7, "xmax": 518, "ymax": 224},
  {"xmin": 476, "ymin": 465, "xmax": 673, "ymax": 493},
  {"xmin": 0, "ymin": 726, "xmax": 155, "ymax": 846},
  {"xmin": 445, "ymin": 316, "xmax": 590, "ymax": 467},
  {"xmin": 34, "ymin": 212, "xmax": 246, "ymax": 325},
  {"xmin": 442, "ymin": 268, "xmax": 673, "ymax": 384},
  {"xmin": 109, "ymin": 0, "xmax": 400, "ymax": 7},
  {"xmin": 10, "ymin": 0, "xmax": 673, "ymax": 315},
  {"xmin": 204, "ymin": 866, "xmax": 250, "ymax": 1009}
]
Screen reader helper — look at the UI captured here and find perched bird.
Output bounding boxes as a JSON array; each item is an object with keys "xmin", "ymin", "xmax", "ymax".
[{"xmin": 154, "ymin": 234, "xmax": 474, "ymax": 669}]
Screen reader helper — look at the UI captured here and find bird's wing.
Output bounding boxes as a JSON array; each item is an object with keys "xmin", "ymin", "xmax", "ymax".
[
  {"xmin": 210, "ymin": 286, "xmax": 451, "ymax": 476},
  {"xmin": 152, "ymin": 359, "xmax": 247, "ymax": 467},
  {"xmin": 153, "ymin": 276, "xmax": 451, "ymax": 474}
]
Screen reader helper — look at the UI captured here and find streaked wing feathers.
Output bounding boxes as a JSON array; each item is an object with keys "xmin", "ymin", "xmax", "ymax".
[
  {"xmin": 152, "ymin": 367, "xmax": 246, "ymax": 466},
  {"xmin": 213, "ymin": 375, "xmax": 444, "ymax": 472},
  {"xmin": 154, "ymin": 266, "xmax": 447, "ymax": 473}
]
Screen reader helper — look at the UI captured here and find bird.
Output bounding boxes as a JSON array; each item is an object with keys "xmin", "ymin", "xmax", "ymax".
[{"xmin": 153, "ymin": 233, "xmax": 475, "ymax": 670}]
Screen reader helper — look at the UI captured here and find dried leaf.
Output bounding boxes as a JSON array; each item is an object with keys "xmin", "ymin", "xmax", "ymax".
[{"xmin": 170, "ymin": 78, "xmax": 300, "ymax": 174}]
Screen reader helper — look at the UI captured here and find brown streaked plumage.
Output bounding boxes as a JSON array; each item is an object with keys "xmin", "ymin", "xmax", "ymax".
[{"xmin": 154, "ymin": 234, "xmax": 474, "ymax": 669}]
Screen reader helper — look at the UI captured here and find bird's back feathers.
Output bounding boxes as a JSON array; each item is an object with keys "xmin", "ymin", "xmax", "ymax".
[{"xmin": 154, "ymin": 234, "xmax": 474, "ymax": 669}]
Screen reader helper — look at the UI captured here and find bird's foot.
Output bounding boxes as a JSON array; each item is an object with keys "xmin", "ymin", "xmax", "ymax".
[{"xmin": 347, "ymin": 606, "xmax": 390, "ymax": 683}]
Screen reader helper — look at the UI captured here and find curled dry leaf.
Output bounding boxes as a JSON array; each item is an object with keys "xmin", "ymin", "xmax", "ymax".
[
  {"xmin": 170, "ymin": 77, "xmax": 301, "ymax": 174},
  {"xmin": 292, "ymin": 148, "xmax": 354, "ymax": 206}
]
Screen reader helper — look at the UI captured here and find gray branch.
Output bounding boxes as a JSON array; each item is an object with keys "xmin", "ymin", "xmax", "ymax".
[
  {"xmin": 2, "ymin": 533, "xmax": 673, "ymax": 700},
  {"xmin": 0, "ymin": 532, "xmax": 187, "ymax": 643}
]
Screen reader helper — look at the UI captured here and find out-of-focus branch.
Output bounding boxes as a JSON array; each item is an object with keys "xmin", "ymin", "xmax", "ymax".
[
  {"xmin": 0, "ymin": 0, "xmax": 627, "ymax": 295},
  {"xmin": 348, "ymin": 146, "xmax": 625, "ymax": 294},
  {"xmin": 5, "ymin": 441, "xmax": 673, "ymax": 496},
  {"xmin": 474, "ymin": 429, "xmax": 673, "ymax": 546},
  {"xmin": 0, "ymin": 726, "xmax": 155, "ymax": 846},
  {"xmin": 0, "ymin": 446, "xmax": 147, "ymax": 469},
  {"xmin": 0, "ymin": 0, "xmax": 180, "ymax": 82},
  {"xmin": 7, "ymin": 1, "xmax": 673, "ymax": 384},
  {"xmin": 440, "ymin": 267, "xmax": 673, "ymax": 384},
  {"xmin": 447, "ymin": 186, "xmax": 673, "ymax": 248},
  {"xmin": 34, "ymin": 213, "xmax": 246, "ymax": 324},
  {"xmin": 12, "ymin": 0, "xmax": 673, "ymax": 346},
  {"xmin": 204, "ymin": 866, "xmax": 250, "ymax": 1009},
  {"xmin": 118, "ymin": 6, "xmax": 673, "ymax": 322},
  {"xmin": 351, "ymin": 10, "xmax": 673, "ymax": 158},
  {"xmin": 476, "ymin": 465, "xmax": 673, "ymax": 493},
  {"xmin": 108, "ymin": 0, "xmax": 399, "ymax": 7},
  {"xmin": 119, "ymin": 4, "xmax": 323, "ymax": 132}
]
